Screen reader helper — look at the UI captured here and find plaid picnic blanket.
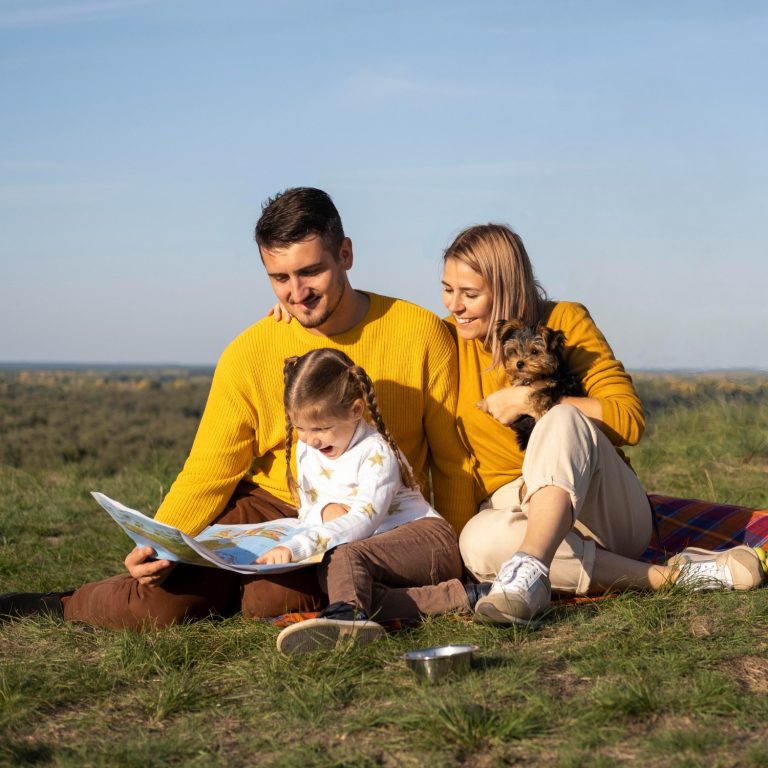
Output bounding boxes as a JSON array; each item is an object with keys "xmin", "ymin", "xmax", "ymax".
[
  {"xmin": 642, "ymin": 494, "xmax": 768, "ymax": 563},
  {"xmin": 271, "ymin": 495, "xmax": 768, "ymax": 627}
]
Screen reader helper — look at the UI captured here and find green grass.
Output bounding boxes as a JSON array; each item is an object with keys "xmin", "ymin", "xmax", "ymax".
[
  {"xmin": 628, "ymin": 373, "xmax": 768, "ymax": 507},
  {"xmin": 1, "ymin": 369, "xmax": 767, "ymax": 767}
]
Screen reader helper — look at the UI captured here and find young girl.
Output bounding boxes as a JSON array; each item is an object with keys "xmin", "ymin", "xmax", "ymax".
[{"xmin": 256, "ymin": 348, "xmax": 468, "ymax": 654}]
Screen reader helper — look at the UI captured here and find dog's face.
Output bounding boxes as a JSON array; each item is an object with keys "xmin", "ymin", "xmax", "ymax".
[{"xmin": 495, "ymin": 319, "xmax": 565, "ymax": 385}]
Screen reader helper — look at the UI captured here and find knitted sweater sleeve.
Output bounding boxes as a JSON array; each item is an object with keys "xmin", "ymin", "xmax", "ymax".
[
  {"xmin": 153, "ymin": 341, "xmax": 258, "ymax": 534},
  {"xmin": 556, "ymin": 302, "xmax": 645, "ymax": 446},
  {"xmin": 421, "ymin": 319, "xmax": 476, "ymax": 533}
]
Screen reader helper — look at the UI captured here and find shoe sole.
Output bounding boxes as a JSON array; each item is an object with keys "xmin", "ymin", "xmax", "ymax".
[
  {"xmin": 473, "ymin": 594, "xmax": 543, "ymax": 627},
  {"xmin": 276, "ymin": 618, "xmax": 385, "ymax": 655},
  {"xmin": 666, "ymin": 546, "xmax": 765, "ymax": 591}
]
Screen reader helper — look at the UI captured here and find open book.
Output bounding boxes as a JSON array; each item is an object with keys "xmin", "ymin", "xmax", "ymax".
[{"xmin": 92, "ymin": 492, "xmax": 323, "ymax": 574}]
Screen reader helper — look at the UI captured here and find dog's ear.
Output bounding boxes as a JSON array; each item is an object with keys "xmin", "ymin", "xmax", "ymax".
[
  {"xmin": 495, "ymin": 318, "xmax": 523, "ymax": 341},
  {"xmin": 538, "ymin": 323, "xmax": 566, "ymax": 353}
]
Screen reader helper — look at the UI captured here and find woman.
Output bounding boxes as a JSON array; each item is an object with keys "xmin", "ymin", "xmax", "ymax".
[{"xmin": 441, "ymin": 223, "xmax": 764, "ymax": 625}]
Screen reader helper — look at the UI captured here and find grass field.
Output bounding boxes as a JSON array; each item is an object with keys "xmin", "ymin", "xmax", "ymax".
[{"xmin": 1, "ymin": 368, "xmax": 767, "ymax": 767}]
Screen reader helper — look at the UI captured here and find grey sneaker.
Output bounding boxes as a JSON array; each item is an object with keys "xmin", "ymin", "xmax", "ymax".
[
  {"xmin": 474, "ymin": 553, "xmax": 551, "ymax": 626},
  {"xmin": 666, "ymin": 546, "xmax": 766, "ymax": 591},
  {"xmin": 276, "ymin": 617, "xmax": 385, "ymax": 655}
]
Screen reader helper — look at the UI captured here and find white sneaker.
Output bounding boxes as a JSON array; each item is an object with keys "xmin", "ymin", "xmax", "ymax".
[
  {"xmin": 474, "ymin": 553, "xmax": 551, "ymax": 626},
  {"xmin": 666, "ymin": 546, "xmax": 766, "ymax": 591}
]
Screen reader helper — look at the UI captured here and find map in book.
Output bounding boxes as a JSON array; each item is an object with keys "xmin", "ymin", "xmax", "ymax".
[{"xmin": 92, "ymin": 492, "xmax": 323, "ymax": 573}]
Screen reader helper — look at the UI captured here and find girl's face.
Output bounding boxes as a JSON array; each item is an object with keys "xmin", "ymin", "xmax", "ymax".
[
  {"xmin": 291, "ymin": 400, "xmax": 364, "ymax": 460},
  {"xmin": 441, "ymin": 257, "xmax": 493, "ymax": 341}
]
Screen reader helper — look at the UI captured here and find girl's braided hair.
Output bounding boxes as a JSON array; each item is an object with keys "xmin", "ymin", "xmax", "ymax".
[{"xmin": 283, "ymin": 348, "xmax": 416, "ymax": 503}]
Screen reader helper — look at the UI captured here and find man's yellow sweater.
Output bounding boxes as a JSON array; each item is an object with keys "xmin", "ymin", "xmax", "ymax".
[
  {"xmin": 445, "ymin": 301, "xmax": 645, "ymax": 505},
  {"xmin": 155, "ymin": 293, "xmax": 475, "ymax": 535}
]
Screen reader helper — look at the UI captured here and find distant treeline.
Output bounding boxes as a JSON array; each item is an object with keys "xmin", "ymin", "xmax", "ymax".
[
  {"xmin": 631, "ymin": 373, "xmax": 768, "ymax": 415},
  {"xmin": 0, "ymin": 368, "xmax": 212, "ymax": 474},
  {"xmin": 1, "ymin": 368, "xmax": 766, "ymax": 475}
]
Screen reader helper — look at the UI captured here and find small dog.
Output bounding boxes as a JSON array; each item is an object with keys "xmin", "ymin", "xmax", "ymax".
[{"xmin": 478, "ymin": 318, "xmax": 583, "ymax": 450}]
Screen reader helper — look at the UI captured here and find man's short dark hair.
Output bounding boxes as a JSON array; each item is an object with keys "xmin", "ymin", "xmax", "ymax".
[{"xmin": 255, "ymin": 187, "xmax": 345, "ymax": 255}]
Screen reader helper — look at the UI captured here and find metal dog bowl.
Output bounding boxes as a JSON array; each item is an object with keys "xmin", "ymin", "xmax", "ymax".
[{"xmin": 403, "ymin": 644, "xmax": 478, "ymax": 684}]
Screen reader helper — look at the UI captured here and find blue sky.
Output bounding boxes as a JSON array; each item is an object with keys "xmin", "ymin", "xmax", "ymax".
[{"xmin": 1, "ymin": 1, "xmax": 766, "ymax": 370}]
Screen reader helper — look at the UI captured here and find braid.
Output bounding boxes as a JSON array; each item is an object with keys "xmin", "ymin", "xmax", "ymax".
[
  {"xmin": 349, "ymin": 366, "xmax": 417, "ymax": 489},
  {"xmin": 283, "ymin": 356, "xmax": 300, "ymax": 504},
  {"xmin": 284, "ymin": 418, "xmax": 299, "ymax": 504}
]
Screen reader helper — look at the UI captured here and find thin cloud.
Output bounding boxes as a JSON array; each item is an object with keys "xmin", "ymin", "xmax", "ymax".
[
  {"xmin": 0, "ymin": 0, "xmax": 162, "ymax": 27},
  {"xmin": 340, "ymin": 71, "xmax": 470, "ymax": 104}
]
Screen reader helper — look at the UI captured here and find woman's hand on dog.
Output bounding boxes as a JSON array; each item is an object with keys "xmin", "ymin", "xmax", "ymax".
[{"xmin": 479, "ymin": 386, "xmax": 534, "ymax": 425}]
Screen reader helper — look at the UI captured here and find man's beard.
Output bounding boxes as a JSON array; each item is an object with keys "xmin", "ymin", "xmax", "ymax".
[{"xmin": 292, "ymin": 279, "xmax": 346, "ymax": 329}]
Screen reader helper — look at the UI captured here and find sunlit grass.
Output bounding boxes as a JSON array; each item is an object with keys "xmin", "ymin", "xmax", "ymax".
[{"xmin": 1, "ymin": 369, "xmax": 767, "ymax": 766}]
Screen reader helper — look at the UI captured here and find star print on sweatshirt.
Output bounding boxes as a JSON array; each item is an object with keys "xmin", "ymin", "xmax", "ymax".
[{"xmin": 282, "ymin": 421, "xmax": 440, "ymax": 562}]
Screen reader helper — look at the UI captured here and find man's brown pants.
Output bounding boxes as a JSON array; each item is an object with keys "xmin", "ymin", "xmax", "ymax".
[{"xmin": 62, "ymin": 483, "xmax": 326, "ymax": 630}]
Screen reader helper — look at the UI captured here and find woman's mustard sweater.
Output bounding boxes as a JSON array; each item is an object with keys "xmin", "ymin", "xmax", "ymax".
[{"xmin": 446, "ymin": 301, "xmax": 645, "ymax": 504}]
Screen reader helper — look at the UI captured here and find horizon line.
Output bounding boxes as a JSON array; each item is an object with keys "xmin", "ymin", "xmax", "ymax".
[{"xmin": 1, "ymin": 361, "xmax": 767, "ymax": 376}]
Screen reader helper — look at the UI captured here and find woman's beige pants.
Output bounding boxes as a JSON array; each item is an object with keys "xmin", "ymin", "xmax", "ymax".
[{"xmin": 459, "ymin": 404, "xmax": 653, "ymax": 594}]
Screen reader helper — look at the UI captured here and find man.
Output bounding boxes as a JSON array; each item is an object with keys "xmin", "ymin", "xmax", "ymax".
[{"xmin": 1, "ymin": 187, "xmax": 475, "ymax": 628}]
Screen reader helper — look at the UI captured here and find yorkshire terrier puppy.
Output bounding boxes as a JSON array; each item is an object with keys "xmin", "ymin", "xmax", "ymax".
[{"xmin": 478, "ymin": 319, "xmax": 583, "ymax": 450}]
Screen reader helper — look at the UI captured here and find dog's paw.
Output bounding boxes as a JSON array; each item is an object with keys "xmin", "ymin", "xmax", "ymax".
[{"xmin": 476, "ymin": 399, "xmax": 490, "ymax": 413}]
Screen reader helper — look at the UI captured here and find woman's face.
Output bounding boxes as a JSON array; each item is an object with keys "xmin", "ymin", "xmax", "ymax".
[{"xmin": 441, "ymin": 257, "xmax": 493, "ymax": 341}]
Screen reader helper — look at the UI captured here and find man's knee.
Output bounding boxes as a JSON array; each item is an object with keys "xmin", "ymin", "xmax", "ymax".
[
  {"xmin": 64, "ymin": 567, "xmax": 240, "ymax": 630},
  {"xmin": 63, "ymin": 576, "xmax": 198, "ymax": 630},
  {"xmin": 241, "ymin": 571, "xmax": 325, "ymax": 618}
]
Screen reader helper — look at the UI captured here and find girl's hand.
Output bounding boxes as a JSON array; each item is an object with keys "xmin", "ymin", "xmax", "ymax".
[
  {"xmin": 256, "ymin": 546, "xmax": 293, "ymax": 565},
  {"xmin": 321, "ymin": 503, "xmax": 350, "ymax": 523},
  {"xmin": 478, "ymin": 386, "xmax": 534, "ymax": 425},
  {"xmin": 266, "ymin": 302, "xmax": 292, "ymax": 324}
]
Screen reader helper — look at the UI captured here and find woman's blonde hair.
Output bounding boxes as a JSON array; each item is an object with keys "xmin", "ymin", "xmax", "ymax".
[
  {"xmin": 443, "ymin": 223, "xmax": 547, "ymax": 367},
  {"xmin": 283, "ymin": 348, "xmax": 416, "ymax": 502}
]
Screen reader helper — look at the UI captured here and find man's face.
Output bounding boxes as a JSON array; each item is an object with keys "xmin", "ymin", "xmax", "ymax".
[{"xmin": 261, "ymin": 235, "xmax": 352, "ymax": 332}]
